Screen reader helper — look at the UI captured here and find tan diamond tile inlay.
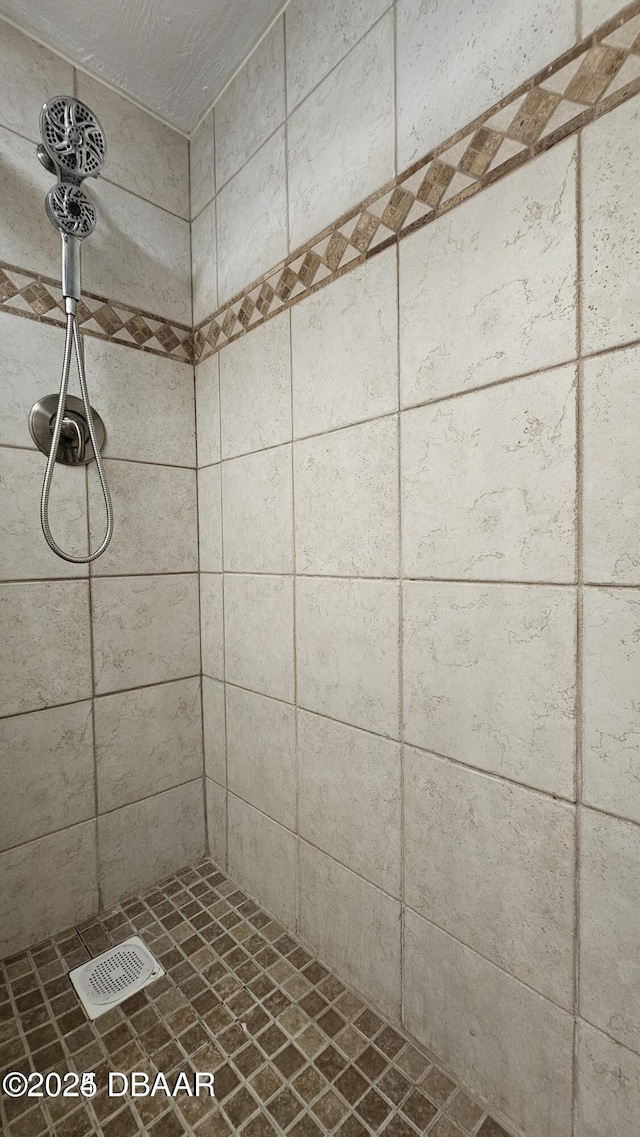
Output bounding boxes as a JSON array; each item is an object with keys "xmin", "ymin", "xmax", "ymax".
[
  {"xmin": 1, "ymin": 5, "xmax": 640, "ymax": 371},
  {"xmin": 192, "ymin": 2, "xmax": 640, "ymax": 362}
]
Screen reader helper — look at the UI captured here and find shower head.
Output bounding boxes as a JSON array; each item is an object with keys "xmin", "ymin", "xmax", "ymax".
[
  {"xmin": 37, "ymin": 96, "xmax": 105, "ymax": 308},
  {"xmin": 39, "ymin": 96, "xmax": 106, "ymax": 184},
  {"xmin": 44, "ymin": 180, "xmax": 97, "ymax": 306},
  {"xmin": 46, "ymin": 182, "xmax": 96, "ymax": 239}
]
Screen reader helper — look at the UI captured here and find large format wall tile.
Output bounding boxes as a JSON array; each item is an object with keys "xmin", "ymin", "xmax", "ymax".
[
  {"xmin": 228, "ymin": 794, "xmax": 297, "ymax": 930},
  {"xmin": 401, "ymin": 367, "xmax": 577, "ymax": 582},
  {"xmin": 0, "ymin": 125, "xmax": 62, "ymax": 279},
  {"xmin": 405, "ymin": 749, "xmax": 575, "ymax": 1008},
  {"xmin": 226, "ymin": 685, "xmax": 296, "ymax": 828},
  {"xmin": 216, "ymin": 129, "xmax": 287, "ymax": 304},
  {"xmin": 285, "ymin": 0, "xmax": 391, "ymax": 110},
  {"xmin": 0, "ymin": 20, "xmax": 73, "ymax": 140},
  {"xmin": 219, "ymin": 312, "xmax": 291, "ymax": 459},
  {"xmin": 583, "ymin": 588, "xmax": 640, "ymax": 825},
  {"xmin": 296, "ymin": 577, "xmax": 400, "ymax": 737},
  {"xmin": 0, "ymin": 447, "xmax": 88, "ymax": 578},
  {"xmin": 197, "ymin": 464, "xmax": 222, "ymax": 572},
  {"xmin": 99, "ymin": 781, "xmax": 204, "ymax": 906},
  {"xmin": 582, "ymin": 96, "xmax": 640, "ymax": 353},
  {"xmin": 287, "ymin": 14, "xmax": 395, "ymax": 249},
  {"xmin": 576, "ymin": 1021, "xmax": 640, "ymax": 1137},
  {"xmin": 0, "ymin": 580, "xmax": 92, "ymax": 716},
  {"xmin": 83, "ymin": 177, "xmax": 191, "ymax": 324},
  {"xmin": 192, "ymin": 198, "xmax": 217, "ymax": 325},
  {"xmin": 299, "ymin": 842, "xmax": 402, "ymax": 1021},
  {"xmin": 0, "ymin": 703, "xmax": 94, "ymax": 852},
  {"xmin": 298, "ymin": 710, "xmax": 401, "ymax": 896},
  {"xmin": 190, "ymin": 108, "xmax": 215, "ymax": 221},
  {"xmin": 84, "ymin": 337, "xmax": 196, "ymax": 467},
  {"xmin": 203, "ymin": 676, "xmax": 226, "ymax": 786},
  {"xmin": 583, "ymin": 345, "xmax": 640, "ymax": 584},
  {"xmin": 291, "ymin": 248, "xmax": 398, "ymax": 437},
  {"xmin": 76, "ymin": 72, "xmax": 189, "ymax": 219},
  {"xmin": 399, "ymin": 139, "xmax": 577, "ymax": 407},
  {"xmin": 200, "ymin": 573, "xmax": 224, "ymax": 680},
  {"xmin": 91, "ymin": 574, "xmax": 199, "ymax": 694},
  {"xmin": 89, "ymin": 461, "xmax": 198, "ymax": 575},
  {"xmin": 195, "ymin": 353, "xmax": 221, "ymax": 468},
  {"xmin": 95, "ymin": 678, "xmax": 202, "ymax": 813},
  {"xmin": 404, "ymin": 910, "xmax": 574, "ymax": 1137},
  {"xmin": 222, "ymin": 445, "xmax": 293, "ymax": 573},
  {"xmin": 396, "ymin": 0, "xmax": 575, "ymax": 166},
  {"xmin": 295, "ymin": 417, "xmax": 399, "ymax": 577},
  {"xmin": 580, "ymin": 809, "xmax": 640, "ymax": 1055},
  {"xmin": 0, "ymin": 822, "xmax": 98, "ymax": 959},
  {"xmin": 0, "ymin": 312, "xmax": 69, "ymax": 450},
  {"xmin": 206, "ymin": 778, "xmax": 227, "ymax": 868},
  {"xmin": 224, "ymin": 574, "xmax": 294, "ymax": 702},
  {"xmin": 215, "ymin": 19, "xmax": 285, "ymax": 188},
  {"xmin": 403, "ymin": 581, "xmax": 576, "ymax": 797}
]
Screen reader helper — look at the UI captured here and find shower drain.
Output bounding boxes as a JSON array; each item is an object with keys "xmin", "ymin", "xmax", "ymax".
[{"xmin": 69, "ymin": 936, "xmax": 164, "ymax": 1019}]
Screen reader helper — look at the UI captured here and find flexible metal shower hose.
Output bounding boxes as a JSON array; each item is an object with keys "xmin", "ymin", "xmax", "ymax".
[{"xmin": 41, "ymin": 312, "xmax": 113, "ymax": 562}]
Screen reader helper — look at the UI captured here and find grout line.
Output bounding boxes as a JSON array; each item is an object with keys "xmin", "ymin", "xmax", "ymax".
[
  {"xmin": 0, "ymin": 674, "xmax": 202, "ymax": 722},
  {"xmin": 219, "ymin": 786, "xmax": 581, "ymax": 1026},
  {"xmin": 0, "ymin": 570, "xmax": 199, "ymax": 584},
  {"xmin": 402, "ymin": 898, "xmax": 577, "ymax": 1018},
  {"xmin": 4, "ymin": 570, "xmax": 640, "ymax": 588},
  {"xmin": 202, "ymin": 672, "xmax": 599, "ymax": 809},
  {"xmin": 214, "ymin": 346, "xmax": 230, "ymax": 875},
  {"xmin": 283, "ymin": 13, "xmax": 292, "ymax": 260},
  {"xmin": 286, "ymin": 304, "xmax": 301, "ymax": 939},
  {"xmin": 0, "ymin": 118, "xmax": 190, "ymax": 223},
  {"xmin": 572, "ymin": 127, "xmax": 585, "ymax": 1137},
  {"xmin": 0, "ymin": 777, "xmax": 205, "ymax": 857},
  {"xmin": 189, "ymin": 0, "xmax": 294, "ymax": 137},
  {"xmin": 189, "ymin": 149, "xmax": 209, "ymax": 868},
  {"xmin": 190, "ymin": 1, "xmax": 394, "ymax": 214},
  {"xmin": 394, "ymin": 219, "xmax": 406, "ymax": 1032},
  {"xmin": 0, "ymin": 442, "xmax": 197, "ymax": 471},
  {"xmin": 84, "ymin": 453, "xmax": 102, "ymax": 913},
  {"xmin": 193, "ymin": 354, "xmax": 584, "ymax": 465},
  {"xmin": 193, "ymin": 570, "xmax": 580, "ymax": 584}
]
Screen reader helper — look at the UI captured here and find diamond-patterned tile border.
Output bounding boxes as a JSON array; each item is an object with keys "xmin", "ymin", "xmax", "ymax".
[
  {"xmin": 1, "ymin": 4, "xmax": 639, "ymax": 369},
  {"xmin": 0, "ymin": 263, "xmax": 195, "ymax": 364},
  {"xmin": 192, "ymin": 2, "xmax": 640, "ymax": 362}
]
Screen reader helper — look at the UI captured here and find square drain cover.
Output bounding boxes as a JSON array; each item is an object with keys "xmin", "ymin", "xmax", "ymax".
[{"xmin": 69, "ymin": 936, "xmax": 164, "ymax": 1019}]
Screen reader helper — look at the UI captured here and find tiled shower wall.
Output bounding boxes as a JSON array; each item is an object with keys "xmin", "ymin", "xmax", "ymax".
[
  {"xmin": 192, "ymin": 2, "xmax": 640, "ymax": 1136},
  {"xmin": 0, "ymin": 24, "xmax": 204, "ymax": 958}
]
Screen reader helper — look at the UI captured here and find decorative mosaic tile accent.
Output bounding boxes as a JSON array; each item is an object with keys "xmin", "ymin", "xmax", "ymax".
[
  {"xmin": 0, "ymin": 858, "xmax": 513, "ymax": 1137},
  {"xmin": 193, "ymin": 2, "xmax": 640, "ymax": 362},
  {"xmin": 0, "ymin": 262, "xmax": 196, "ymax": 364},
  {"xmin": 1, "ymin": 5, "xmax": 639, "ymax": 371}
]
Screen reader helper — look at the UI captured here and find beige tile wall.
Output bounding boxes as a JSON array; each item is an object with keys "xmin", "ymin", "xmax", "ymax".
[
  {"xmin": 194, "ymin": 4, "xmax": 640, "ymax": 1131},
  {"xmin": 2, "ymin": 4, "xmax": 639, "ymax": 1135},
  {"xmin": 0, "ymin": 23, "xmax": 203, "ymax": 959}
]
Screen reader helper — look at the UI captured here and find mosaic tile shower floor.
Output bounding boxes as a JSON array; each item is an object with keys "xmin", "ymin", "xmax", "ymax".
[{"xmin": 0, "ymin": 859, "xmax": 512, "ymax": 1137}]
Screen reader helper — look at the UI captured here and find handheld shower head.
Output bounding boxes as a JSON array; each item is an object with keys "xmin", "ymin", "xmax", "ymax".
[
  {"xmin": 46, "ymin": 181, "xmax": 96, "ymax": 239},
  {"xmin": 38, "ymin": 97, "xmax": 104, "ymax": 306},
  {"xmin": 39, "ymin": 96, "xmax": 106, "ymax": 184},
  {"xmin": 45, "ymin": 181, "xmax": 97, "ymax": 303}
]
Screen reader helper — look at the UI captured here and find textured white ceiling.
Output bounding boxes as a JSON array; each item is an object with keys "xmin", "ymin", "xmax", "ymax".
[{"xmin": 0, "ymin": 0, "xmax": 285, "ymax": 134}]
